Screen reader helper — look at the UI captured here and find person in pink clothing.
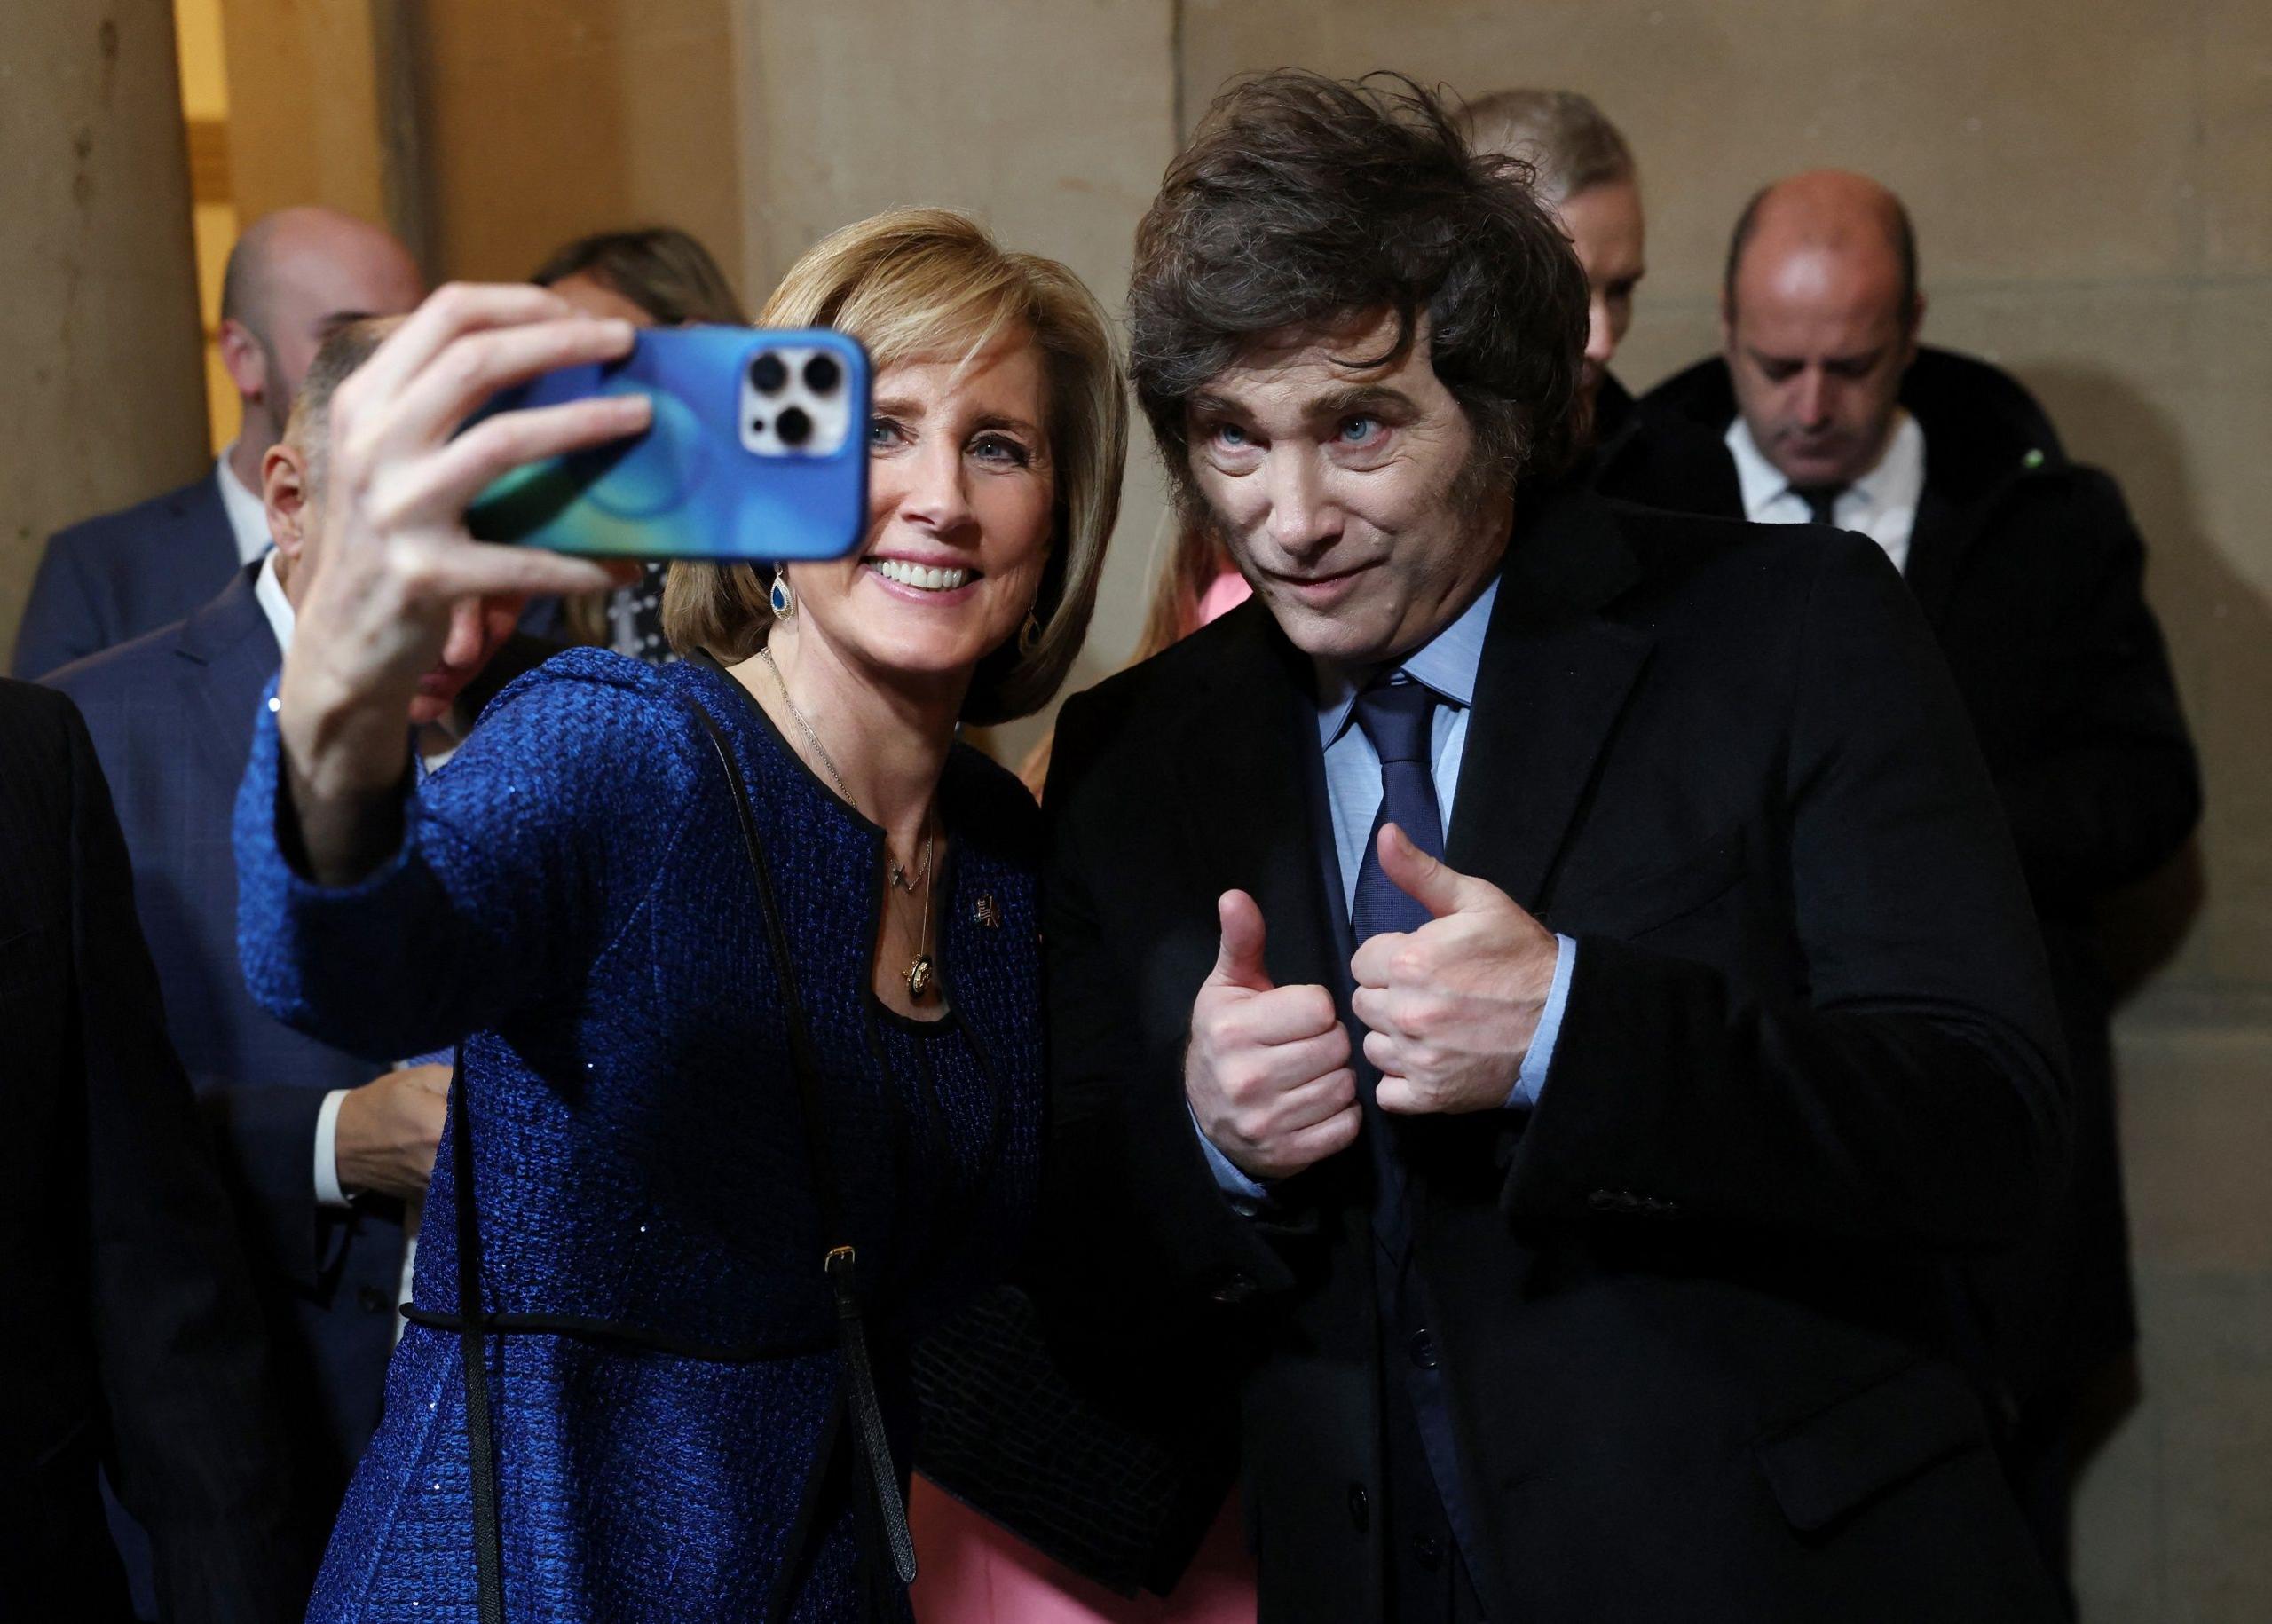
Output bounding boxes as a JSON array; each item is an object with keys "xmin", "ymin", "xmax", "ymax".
[{"xmin": 910, "ymin": 1482, "xmax": 1255, "ymax": 1623}]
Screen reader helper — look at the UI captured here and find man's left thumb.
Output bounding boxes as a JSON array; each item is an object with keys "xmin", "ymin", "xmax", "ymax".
[{"xmin": 1377, "ymin": 823, "xmax": 1473, "ymax": 918}]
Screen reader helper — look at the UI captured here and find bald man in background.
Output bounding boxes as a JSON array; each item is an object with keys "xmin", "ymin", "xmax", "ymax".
[
  {"xmin": 12, "ymin": 207, "xmax": 423, "ymax": 679},
  {"xmin": 1601, "ymin": 170, "xmax": 2200, "ymax": 1609}
]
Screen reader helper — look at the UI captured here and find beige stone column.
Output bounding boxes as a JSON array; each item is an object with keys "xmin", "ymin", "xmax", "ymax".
[{"xmin": 0, "ymin": 0, "xmax": 209, "ymax": 668}]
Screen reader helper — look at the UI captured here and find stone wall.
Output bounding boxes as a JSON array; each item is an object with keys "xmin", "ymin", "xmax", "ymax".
[{"xmin": 1, "ymin": 0, "xmax": 208, "ymax": 663}]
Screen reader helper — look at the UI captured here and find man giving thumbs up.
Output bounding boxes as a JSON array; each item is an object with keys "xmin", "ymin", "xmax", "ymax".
[{"xmin": 1036, "ymin": 68, "xmax": 2069, "ymax": 1624}]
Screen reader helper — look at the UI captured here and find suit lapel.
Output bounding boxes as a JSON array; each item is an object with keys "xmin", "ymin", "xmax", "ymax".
[
  {"xmin": 177, "ymin": 472, "xmax": 244, "ymax": 579},
  {"xmin": 176, "ymin": 564, "xmax": 283, "ymax": 796},
  {"xmin": 1901, "ymin": 478, "xmax": 1972, "ymax": 626},
  {"xmin": 1172, "ymin": 603, "xmax": 1345, "ymax": 997},
  {"xmin": 1446, "ymin": 488, "xmax": 1656, "ymax": 912}
]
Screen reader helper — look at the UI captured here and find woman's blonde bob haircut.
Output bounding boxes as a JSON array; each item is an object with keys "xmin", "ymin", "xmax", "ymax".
[{"xmin": 663, "ymin": 208, "xmax": 1126, "ymax": 727}]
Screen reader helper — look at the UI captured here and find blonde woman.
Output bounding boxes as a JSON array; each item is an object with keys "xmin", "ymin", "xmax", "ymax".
[{"xmin": 237, "ymin": 209, "xmax": 1124, "ymax": 1620}]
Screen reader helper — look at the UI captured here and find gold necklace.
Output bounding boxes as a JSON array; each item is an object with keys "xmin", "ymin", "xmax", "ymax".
[{"xmin": 755, "ymin": 645, "xmax": 938, "ymax": 1000}]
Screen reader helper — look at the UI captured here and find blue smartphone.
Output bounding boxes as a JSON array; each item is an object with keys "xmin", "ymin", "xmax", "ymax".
[{"xmin": 464, "ymin": 325, "xmax": 870, "ymax": 561}]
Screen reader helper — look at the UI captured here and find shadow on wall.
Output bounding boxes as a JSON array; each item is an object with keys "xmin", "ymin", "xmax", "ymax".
[{"xmin": 2022, "ymin": 363, "xmax": 2268, "ymax": 1006}]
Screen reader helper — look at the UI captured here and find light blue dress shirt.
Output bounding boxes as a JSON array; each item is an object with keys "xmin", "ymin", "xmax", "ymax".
[{"xmin": 1198, "ymin": 577, "xmax": 1578, "ymax": 1196}]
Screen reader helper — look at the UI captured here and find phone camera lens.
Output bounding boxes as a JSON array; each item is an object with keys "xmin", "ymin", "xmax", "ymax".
[
  {"xmin": 777, "ymin": 406, "xmax": 813, "ymax": 447},
  {"xmin": 802, "ymin": 354, "xmax": 841, "ymax": 394},
  {"xmin": 749, "ymin": 353, "xmax": 788, "ymax": 394}
]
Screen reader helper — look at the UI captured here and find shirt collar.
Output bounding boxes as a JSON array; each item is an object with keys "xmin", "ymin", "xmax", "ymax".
[
  {"xmin": 253, "ymin": 549, "xmax": 296, "ymax": 654},
  {"xmin": 1850, "ymin": 410, "xmax": 1926, "ymax": 516},
  {"xmin": 1723, "ymin": 408, "xmax": 1924, "ymax": 520},
  {"xmin": 1723, "ymin": 414, "xmax": 1788, "ymax": 520},
  {"xmin": 1315, "ymin": 573, "xmax": 1498, "ymax": 747},
  {"xmin": 216, "ymin": 447, "xmax": 276, "ymax": 568}
]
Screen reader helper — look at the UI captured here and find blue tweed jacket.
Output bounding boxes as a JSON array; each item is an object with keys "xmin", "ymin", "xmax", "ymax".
[{"xmin": 235, "ymin": 649, "xmax": 1044, "ymax": 1621}]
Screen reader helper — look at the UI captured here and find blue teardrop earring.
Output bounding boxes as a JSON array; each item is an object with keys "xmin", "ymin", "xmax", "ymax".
[{"xmin": 769, "ymin": 568, "xmax": 795, "ymax": 619}]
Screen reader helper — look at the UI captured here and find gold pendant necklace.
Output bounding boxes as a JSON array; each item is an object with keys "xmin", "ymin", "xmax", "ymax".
[
  {"xmin": 758, "ymin": 644, "xmax": 937, "ymax": 1001},
  {"xmin": 905, "ymin": 858, "xmax": 935, "ymax": 1002}
]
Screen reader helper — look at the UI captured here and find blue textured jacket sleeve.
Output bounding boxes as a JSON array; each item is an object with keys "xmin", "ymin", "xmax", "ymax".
[{"xmin": 233, "ymin": 658, "xmax": 700, "ymax": 1060}]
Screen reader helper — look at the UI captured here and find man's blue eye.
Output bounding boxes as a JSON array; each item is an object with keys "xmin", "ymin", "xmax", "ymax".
[
  {"xmin": 1215, "ymin": 422, "xmax": 1249, "ymax": 447},
  {"xmin": 868, "ymin": 417, "xmax": 899, "ymax": 447},
  {"xmin": 1340, "ymin": 416, "xmax": 1377, "ymax": 443}
]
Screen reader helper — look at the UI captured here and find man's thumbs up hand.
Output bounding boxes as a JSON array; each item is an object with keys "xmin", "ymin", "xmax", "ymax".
[
  {"xmin": 1350, "ymin": 824, "xmax": 1559, "ymax": 1116},
  {"xmin": 1187, "ymin": 890, "xmax": 1361, "ymax": 1181}
]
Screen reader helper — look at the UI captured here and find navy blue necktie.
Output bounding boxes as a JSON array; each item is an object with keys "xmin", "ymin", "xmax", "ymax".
[{"xmin": 1350, "ymin": 675, "xmax": 1445, "ymax": 943}]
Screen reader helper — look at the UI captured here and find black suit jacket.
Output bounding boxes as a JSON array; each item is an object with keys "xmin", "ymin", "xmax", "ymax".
[
  {"xmin": 49, "ymin": 567, "xmax": 409, "ymax": 1516},
  {"xmin": 12, "ymin": 474, "xmax": 240, "ymax": 681},
  {"xmin": 1043, "ymin": 485, "xmax": 2071, "ymax": 1621},
  {"xmin": 1599, "ymin": 347, "xmax": 2201, "ymax": 1391},
  {"xmin": 0, "ymin": 680, "xmax": 307, "ymax": 1621}
]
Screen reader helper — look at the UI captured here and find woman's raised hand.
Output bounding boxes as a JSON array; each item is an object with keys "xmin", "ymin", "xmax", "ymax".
[{"xmin": 277, "ymin": 285, "xmax": 651, "ymax": 874}]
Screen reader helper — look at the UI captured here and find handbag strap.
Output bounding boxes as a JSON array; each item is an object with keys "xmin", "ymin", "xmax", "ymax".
[
  {"xmin": 682, "ymin": 674, "xmax": 920, "ymax": 1593},
  {"xmin": 446, "ymin": 1045, "xmax": 507, "ymax": 1624}
]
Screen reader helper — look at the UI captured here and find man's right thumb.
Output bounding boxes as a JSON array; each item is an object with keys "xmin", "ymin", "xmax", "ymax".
[{"xmin": 1211, "ymin": 889, "xmax": 1274, "ymax": 992}]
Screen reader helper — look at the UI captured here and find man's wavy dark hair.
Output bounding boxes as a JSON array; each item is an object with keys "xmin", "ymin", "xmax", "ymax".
[{"xmin": 1130, "ymin": 71, "xmax": 1590, "ymax": 511}]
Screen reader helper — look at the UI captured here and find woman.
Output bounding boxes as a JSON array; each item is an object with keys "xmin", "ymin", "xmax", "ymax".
[{"xmin": 235, "ymin": 208, "xmax": 1124, "ymax": 1620}]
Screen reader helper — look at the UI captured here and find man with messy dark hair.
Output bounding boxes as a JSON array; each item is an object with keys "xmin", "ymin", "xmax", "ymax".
[{"xmin": 1039, "ymin": 71, "xmax": 2071, "ymax": 1620}]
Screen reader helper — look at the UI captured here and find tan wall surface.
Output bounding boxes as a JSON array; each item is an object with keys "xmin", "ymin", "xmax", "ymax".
[
  {"xmin": 1, "ymin": 0, "xmax": 209, "ymax": 672},
  {"xmin": 729, "ymin": 0, "xmax": 1180, "ymax": 765},
  {"xmin": 415, "ymin": 0, "xmax": 747, "ymax": 290},
  {"xmin": 216, "ymin": 0, "xmax": 391, "ymax": 228},
  {"xmin": 1181, "ymin": 4, "xmax": 2272, "ymax": 1619}
]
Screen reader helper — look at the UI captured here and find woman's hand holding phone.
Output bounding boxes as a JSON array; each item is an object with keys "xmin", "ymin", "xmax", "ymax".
[{"xmin": 277, "ymin": 283, "xmax": 651, "ymax": 883}]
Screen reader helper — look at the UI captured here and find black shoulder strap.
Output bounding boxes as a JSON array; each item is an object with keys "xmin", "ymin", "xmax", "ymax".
[
  {"xmin": 682, "ymin": 675, "xmax": 919, "ymax": 1597},
  {"xmin": 447, "ymin": 1046, "xmax": 507, "ymax": 1624}
]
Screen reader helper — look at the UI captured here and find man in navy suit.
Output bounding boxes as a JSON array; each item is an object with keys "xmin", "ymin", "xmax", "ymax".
[
  {"xmin": 48, "ymin": 321, "xmax": 544, "ymax": 1576},
  {"xmin": 12, "ymin": 207, "xmax": 424, "ymax": 679}
]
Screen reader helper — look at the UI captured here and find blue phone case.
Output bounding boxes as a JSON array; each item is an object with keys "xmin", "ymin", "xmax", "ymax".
[{"xmin": 464, "ymin": 325, "xmax": 869, "ymax": 561}]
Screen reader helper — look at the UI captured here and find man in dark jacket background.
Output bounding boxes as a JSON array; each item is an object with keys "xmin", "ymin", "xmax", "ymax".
[
  {"xmin": 0, "ymin": 679, "xmax": 306, "ymax": 1620},
  {"xmin": 1598, "ymin": 168, "xmax": 2202, "ymax": 1605},
  {"xmin": 11, "ymin": 208, "xmax": 425, "ymax": 682}
]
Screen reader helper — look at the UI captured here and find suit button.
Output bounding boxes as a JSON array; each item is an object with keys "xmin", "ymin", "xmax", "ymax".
[
  {"xmin": 1209, "ymin": 1271, "xmax": 1256, "ymax": 1305},
  {"xmin": 1408, "ymin": 1328, "xmax": 1440, "ymax": 1370},
  {"xmin": 1415, "ymin": 1533, "xmax": 1445, "ymax": 1572},
  {"xmin": 357, "ymin": 1286, "xmax": 389, "ymax": 1313},
  {"xmin": 1346, "ymin": 1484, "xmax": 1370, "ymax": 1533}
]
